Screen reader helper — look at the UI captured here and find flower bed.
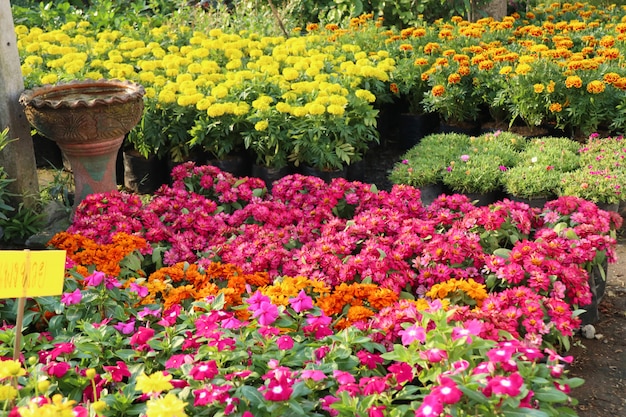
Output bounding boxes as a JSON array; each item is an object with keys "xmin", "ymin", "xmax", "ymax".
[{"xmin": 1, "ymin": 165, "xmax": 621, "ymax": 416}]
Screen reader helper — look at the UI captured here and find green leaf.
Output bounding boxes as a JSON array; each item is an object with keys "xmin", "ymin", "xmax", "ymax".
[
  {"xmin": 534, "ymin": 387, "xmax": 569, "ymax": 402},
  {"xmin": 502, "ymin": 408, "xmax": 549, "ymax": 417},
  {"xmin": 493, "ymin": 248, "xmax": 511, "ymax": 259}
]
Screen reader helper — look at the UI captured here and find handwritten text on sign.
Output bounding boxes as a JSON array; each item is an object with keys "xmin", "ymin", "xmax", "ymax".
[{"xmin": 0, "ymin": 251, "xmax": 66, "ymax": 298}]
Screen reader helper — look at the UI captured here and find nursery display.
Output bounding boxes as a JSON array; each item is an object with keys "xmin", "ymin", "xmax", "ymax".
[
  {"xmin": 1, "ymin": 163, "xmax": 621, "ymax": 417},
  {"xmin": 4, "ymin": 1, "xmax": 626, "ymax": 416}
]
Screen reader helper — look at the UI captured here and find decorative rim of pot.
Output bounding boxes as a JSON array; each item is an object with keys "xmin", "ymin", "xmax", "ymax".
[{"xmin": 19, "ymin": 78, "xmax": 145, "ymax": 110}]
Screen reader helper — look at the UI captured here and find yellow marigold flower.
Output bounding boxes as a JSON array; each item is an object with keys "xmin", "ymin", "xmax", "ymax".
[
  {"xmin": 515, "ymin": 63, "xmax": 532, "ymax": 75},
  {"xmin": 282, "ymin": 67, "xmax": 299, "ymax": 81},
  {"xmin": 40, "ymin": 73, "xmax": 59, "ymax": 85},
  {"xmin": 355, "ymin": 89, "xmax": 376, "ymax": 103},
  {"xmin": 211, "ymin": 85, "xmax": 229, "ymax": 99},
  {"xmin": 432, "ymin": 85, "xmax": 445, "ymax": 97},
  {"xmin": 565, "ymin": 75, "xmax": 583, "ymax": 89},
  {"xmin": 145, "ymin": 87, "xmax": 157, "ymax": 99},
  {"xmin": 252, "ymin": 96, "xmax": 273, "ymax": 111},
  {"xmin": 546, "ymin": 80, "xmax": 555, "ymax": 93},
  {"xmin": 305, "ymin": 102, "xmax": 326, "ymax": 116},
  {"xmin": 549, "ymin": 103, "xmax": 563, "ymax": 113},
  {"xmin": 534, "ymin": 83, "xmax": 545, "ymax": 93},
  {"xmin": 586, "ymin": 80, "xmax": 605, "ymax": 94},
  {"xmin": 158, "ymin": 89, "xmax": 177, "ymax": 104},
  {"xmin": 234, "ymin": 102, "xmax": 250, "ymax": 116},
  {"xmin": 136, "ymin": 372, "xmax": 173, "ymax": 394},
  {"xmin": 291, "ymin": 106, "xmax": 307, "ymax": 117},
  {"xmin": 275, "ymin": 102, "xmax": 292, "ymax": 114},
  {"xmin": 414, "ymin": 58, "xmax": 429, "ymax": 66},
  {"xmin": 255, "ymin": 120, "xmax": 269, "ymax": 131},
  {"xmin": 499, "ymin": 66, "xmax": 512, "ymax": 75},
  {"xmin": 447, "ymin": 73, "xmax": 462, "ymax": 84},
  {"xmin": 145, "ymin": 393, "xmax": 188, "ymax": 417},
  {"xmin": 207, "ymin": 103, "xmax": 226, "ymax": 117},
  {"xmin": 0, "ymin": 384, "xmax": 18, "ymax": 401},
  {"xmin": 326, "ymin": 104, "xmax": 345, "ymax": 116}
]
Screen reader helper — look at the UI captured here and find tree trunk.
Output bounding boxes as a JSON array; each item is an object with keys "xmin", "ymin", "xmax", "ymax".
[{"xmin": 0, "ymin": 0, "xmax": 39, "ymax": 207}]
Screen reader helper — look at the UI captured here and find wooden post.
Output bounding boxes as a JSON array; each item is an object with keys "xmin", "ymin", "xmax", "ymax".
[{"xmin": 0, "ymin": 0, "xmax": 39, "ymax": 207}]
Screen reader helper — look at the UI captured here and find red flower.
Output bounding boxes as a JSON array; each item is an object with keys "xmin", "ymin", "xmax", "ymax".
[
  {"xmin": 357, "ymin": 350, "xmax": 384, "ymax": 369},
  {"xmin": 103, "ymin": 361, "xmax": 131, "ymax": 382}
]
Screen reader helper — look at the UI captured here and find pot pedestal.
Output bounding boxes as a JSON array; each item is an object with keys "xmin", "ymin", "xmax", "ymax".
[{"xmin": 20, "ymin": 79, "xmax": 145, "ymax": 212}]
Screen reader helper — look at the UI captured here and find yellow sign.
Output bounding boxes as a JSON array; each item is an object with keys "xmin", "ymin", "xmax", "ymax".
[{"xmin": 0, "ymin": 250, "xmax": 66, "ymax": 298}]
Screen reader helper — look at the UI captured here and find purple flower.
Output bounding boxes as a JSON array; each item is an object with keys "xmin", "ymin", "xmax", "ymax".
[
  {"xmin": 460, "ymin": 154, "xmax": 470, "ymax": 162},
  {"xmin": 60, "ymin": 288, "xmax": 82, "ymax": 305}
]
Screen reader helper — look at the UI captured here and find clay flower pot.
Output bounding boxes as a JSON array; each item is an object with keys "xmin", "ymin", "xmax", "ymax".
[{"xmin": 20, "ymin": 79, "xmax": 145, "ymax": 211}]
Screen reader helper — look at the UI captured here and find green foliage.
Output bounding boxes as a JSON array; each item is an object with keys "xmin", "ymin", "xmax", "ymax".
[{"xmin": 0, "ymin": 129, "xmax": 17, "ymax": 226}]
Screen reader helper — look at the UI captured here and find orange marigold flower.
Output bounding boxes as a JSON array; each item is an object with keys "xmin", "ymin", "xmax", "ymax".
[
  {"xmin": 424, "ymin": 42, "xmax": 440, "ymax": 54},
  {"xmin": 432, "ymin": 85, "xmax": 445, "ymax": 97},
  {"xmin": 565, "ymin": 75, "xmax": 583, "ymax": 88},
  {"xmin": 306, "ymin": 23, "xmax": 319, "ymax": 32},
  {"xmin": 586, "ymin": 80, "xmax": 605, "ymax": 94},
  {"xmin": 390, "ymin": 83, "xmax": 399, "ymax": 94},
  {"xmin": 549, "ymin": 103, "xmax": 563, "ymax": 113},
  {"xmin": 412, "ymin": 28, "xmax": 427, "ymax": 37},
  {"xmin": 325, "ymin": 24, "xmax": 339, "ymax": 31},
  {"xmin": 603, "ymin": 72, "xmax": 621, "ymax": 84},
  {"xmin": 458, "ymin": 65, "xmax": 470, "ymax": 76},
  {"xmin": 478, "ymin": 60, "xmax": 494, "ymax": 71},
  {"xmin": 600, "ymin": 35, "xmax": 615, "ymax": 48},
  {"xmin": 614, "ymin": 77, "xmax": 626, "ymax": 90},
  {"xmin": 399, "ymin": 43, "xmax": 413, "ymax": 52},
  {"xmin": 448, "ymin": 73, "xmax": 462, "ymax": 84},
  {"xmin": 414, "ymin": 58, "xmax": 429, "ymax": 66}
]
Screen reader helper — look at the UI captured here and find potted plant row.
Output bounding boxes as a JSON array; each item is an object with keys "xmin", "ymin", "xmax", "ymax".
[{"xmin": 390, "ymin": 131, "xmax": 626, "ymax": 209}]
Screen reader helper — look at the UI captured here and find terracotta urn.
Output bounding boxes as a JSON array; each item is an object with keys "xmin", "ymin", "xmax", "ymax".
[{"xmin": 20, "ymin": 79, "xmax": 145, "ymax": 211}]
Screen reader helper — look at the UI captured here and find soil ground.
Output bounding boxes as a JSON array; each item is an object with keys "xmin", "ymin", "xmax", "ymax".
[{"xmin": 34, "ymin": 132, "xmax": 626, "ymax": 416}]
